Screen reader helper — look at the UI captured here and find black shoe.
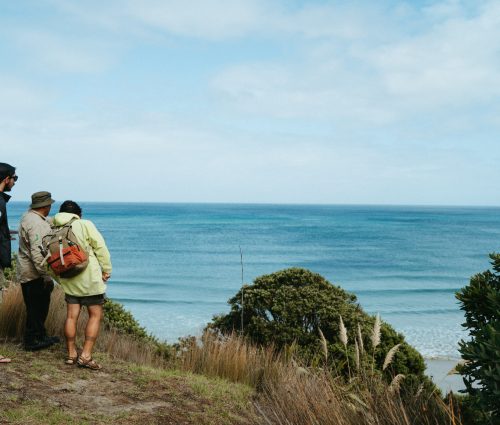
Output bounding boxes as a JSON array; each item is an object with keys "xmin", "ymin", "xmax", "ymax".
[
  {"xmin": 24, "ymin": 338, "xmax": 52, "ymax": 351},
  {"xmin": 43, "ymin": 335, "xmax": 61, "ymax": 345}
]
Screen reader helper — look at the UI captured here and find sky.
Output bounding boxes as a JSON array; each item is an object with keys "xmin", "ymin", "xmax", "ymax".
[{"xmin": 1, "ymin": 0, "xmax": 499, "ymax": 205}]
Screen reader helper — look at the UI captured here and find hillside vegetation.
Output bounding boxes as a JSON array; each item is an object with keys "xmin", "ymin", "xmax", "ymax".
[{"xmin": 0, "ymin": 271, "xmax": 464, "ymax": 425}]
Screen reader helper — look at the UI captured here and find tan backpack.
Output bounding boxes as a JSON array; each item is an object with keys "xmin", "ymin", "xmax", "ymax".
[{"xmin": 41, "ymin": 218, "xmax": 89, "ymax": 278}]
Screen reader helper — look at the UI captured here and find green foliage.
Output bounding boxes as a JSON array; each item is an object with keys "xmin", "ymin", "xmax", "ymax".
[
  {"xmin": 210, "ymin": 268, "xmax": 427, "ymax": 383},
  {"xmin": 2, "ymin": 254, "xmax": 17, "ymax": 284},
  {"xmin": 448, "ymin": 393, "xmax": 492, "ymax": 425},
  {"xmin": 456, "ymin": 253, "xmax": 500, "ymax": 421},
  {"xmin": 104, "ymin": 299, "xmax": 172, "ymax": 358}
]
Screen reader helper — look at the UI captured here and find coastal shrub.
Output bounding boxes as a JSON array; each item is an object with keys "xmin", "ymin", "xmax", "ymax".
[
  {"xmin": 456, "ymin": 253, "xmax": 500, "ymax": 421},
  {"xmin": 210, "ymin": 268, "xmax": 429, "ymax": 387}
]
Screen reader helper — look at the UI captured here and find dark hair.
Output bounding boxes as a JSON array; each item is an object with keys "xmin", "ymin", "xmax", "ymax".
[
  {"xmin": 0, "ymin": 163, "xmax": 16, "ymax": 181},
  {"xmin": 59, "ymin": 200, "xmax": 82, "ymax": 217}
]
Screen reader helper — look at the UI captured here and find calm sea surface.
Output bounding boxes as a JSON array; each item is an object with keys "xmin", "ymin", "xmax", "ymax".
[{"xmin": 7, "ymin": 202, "xmax": 500, "ymax": 358}]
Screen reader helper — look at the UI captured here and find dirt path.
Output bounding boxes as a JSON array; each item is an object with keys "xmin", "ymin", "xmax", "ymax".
[{"xmin": 0, "ymin": 343, "xmax": 259, "ymax": 424}]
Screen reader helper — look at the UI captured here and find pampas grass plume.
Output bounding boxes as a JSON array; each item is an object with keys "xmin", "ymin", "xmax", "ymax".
[
  {"xmin": 357, "ymin": 324, "xmax": 364, "ymax": 355},
  {"xmin": 339, "ymin": 316, "xmax": 348, "ymax": 347},
  {"xmin": 355, "ymin": 340, "xmax": 360, "ymax": 370},
  {"xmin": 318, "ymin": 327, "xmax": 328, "ymax": 363},
  {"xmin": 388, "ymin": 374, "xmax": 405, "ymax": 393},
  {"xmin": 371, "ymin": 313, "xmax": 381, "ymax": 349},
  {"xmin": 383, "ymin": 343, "xmax": 401, "ymax": 370}
]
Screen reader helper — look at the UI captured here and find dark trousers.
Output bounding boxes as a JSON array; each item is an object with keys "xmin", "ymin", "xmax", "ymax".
[{"xmin": 21, "ymin": 278, "xmax": 53, "ymax": 344}]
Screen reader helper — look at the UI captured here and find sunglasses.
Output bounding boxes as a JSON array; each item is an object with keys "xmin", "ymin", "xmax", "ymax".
[{"xmin": 10, "ymin": 175, "xmax": 18, "ymax": 182}]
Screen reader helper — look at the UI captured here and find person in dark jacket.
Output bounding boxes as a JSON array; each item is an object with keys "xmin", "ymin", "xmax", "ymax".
[
  {"xmin": 0, "ymin": 163, "xmax": 17, "ymax": 288},
  {"xmin": 0, "ymin": 162, "xmax": 17, "ymax": 365}
]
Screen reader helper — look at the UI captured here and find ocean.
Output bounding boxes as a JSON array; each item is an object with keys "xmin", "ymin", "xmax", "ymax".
[{"xmin": 7, "ymin": 202, "xmax": 500, "ymax": 359}]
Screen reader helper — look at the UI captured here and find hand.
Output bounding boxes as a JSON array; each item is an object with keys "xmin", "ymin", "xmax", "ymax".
[
  {"xmin": 102, "ymin": 272, "xmax": 111, "ymax": 282},
  {"xmin": 43, "ymin": 277, "xmax": 54, "ymax": 290}
]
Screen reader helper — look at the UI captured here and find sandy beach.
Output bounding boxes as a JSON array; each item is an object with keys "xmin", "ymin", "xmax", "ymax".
[{"xmin": 425, "ymin": 358, "xmax": 465, "ymax": 394}]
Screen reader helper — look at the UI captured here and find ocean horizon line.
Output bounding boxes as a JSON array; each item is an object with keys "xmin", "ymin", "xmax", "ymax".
[{"xmin": 9, "ymin": 200, "xmax": 500, "ymax": 209}]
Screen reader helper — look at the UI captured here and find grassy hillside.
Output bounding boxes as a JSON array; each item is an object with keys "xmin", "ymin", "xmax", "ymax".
[{"xmin": 0, "ymin": 342, "xmax": 258, "ymax": 425}]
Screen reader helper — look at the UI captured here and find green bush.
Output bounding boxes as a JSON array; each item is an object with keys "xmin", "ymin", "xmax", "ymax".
[
  {"xmin": 210, "ymin": 268, "xmax": 429, "ymax": 386},
  {"xmin": 456, "ymin": 253, "xmax": 500, "ymax": 422}
]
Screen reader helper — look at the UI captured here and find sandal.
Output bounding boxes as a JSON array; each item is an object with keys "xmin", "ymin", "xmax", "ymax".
[
  {"xmin": 65, "ymin": 355, "xmax": 78, "ymax": 365},
  {"xmin": 77, "ymin": 356, "xmax": 101, "ymax": 370},
  {"xmin": 0, "ymin": 355, "xmax": 11, "ymax": 363}
]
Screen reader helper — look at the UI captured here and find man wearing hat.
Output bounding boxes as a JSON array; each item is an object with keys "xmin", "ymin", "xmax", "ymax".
[{"xmin": 17, "ymin": 191, "xmax": 60, "ymax": 351}]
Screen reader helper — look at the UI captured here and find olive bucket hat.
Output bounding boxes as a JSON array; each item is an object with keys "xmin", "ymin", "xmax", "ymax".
[{"xmin": 30, "ymin": 191, "xmax": 55, "ymax": 209}]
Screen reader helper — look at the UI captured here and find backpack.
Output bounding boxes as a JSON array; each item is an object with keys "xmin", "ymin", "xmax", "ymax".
[{"xmin": 41, "ymin": 217, "xmax": 89, "ymax": 278}]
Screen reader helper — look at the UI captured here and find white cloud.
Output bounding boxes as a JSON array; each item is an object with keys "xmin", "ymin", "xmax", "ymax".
[
  {"xmin": 6, "ymin": 28, "xmax": 120, "ymax": 74},
  {"xmin": 125, "ymin": 0, "xmax": 269, "ymax": 40},
  {"xmin": 272, "ymin": 2, "xmax": 389, "ymax": 41},
  {"xmin": 210, "ymin": 0, "xmax": 500, "ymax": 127},
  {"xmin": 211, "ymin": 59, "xmax": 397, "ymax": 124},
  {"xmin": 372, "ymin": 1, "xmax": 500, "ymax": 106},
  {"xmin": 45, "ymin": 0, "xmax": 271, "ymax": 40}
]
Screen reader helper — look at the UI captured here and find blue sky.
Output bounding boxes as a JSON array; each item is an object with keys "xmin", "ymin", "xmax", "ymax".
[{"xmin": 1, "ymin": 0, "xmax": 499, "ymax": 205}]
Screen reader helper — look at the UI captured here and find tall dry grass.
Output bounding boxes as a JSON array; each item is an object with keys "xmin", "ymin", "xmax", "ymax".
[
  {"xmin": 171, "ymin": 328, "xmax": 461, "ymax": 425},
  {"xmin": 179, "ymin": 330, "xmax": 461, "ymax": 425},
  {"xmin": 0, "ymin": 281, "xmax": 76, "ymax": 340},
  {"xmin": 0, "ymin": 282, "xmax": 165, "ymax": 367},
  {"xmin": 0, "ymin": 283, "xmax": 26, "ymax": 339},
  {"xmin": 174, "ymin": 331, "xmax": 283, "ymax": 388},
  {"xmin": 257, "ymin": 365, "xmax": 459, "ymax": 425}
]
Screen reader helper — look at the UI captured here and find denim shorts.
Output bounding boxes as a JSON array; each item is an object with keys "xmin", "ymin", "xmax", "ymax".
[{"xmin": 65, "ymin": 293, "xmax": 106, "ymax": 306}]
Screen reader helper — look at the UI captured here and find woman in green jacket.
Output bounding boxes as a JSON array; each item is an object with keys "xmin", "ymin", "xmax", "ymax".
[{"xmin": 53, "ymin": 201, "xmax": 112, "ymax": 370}]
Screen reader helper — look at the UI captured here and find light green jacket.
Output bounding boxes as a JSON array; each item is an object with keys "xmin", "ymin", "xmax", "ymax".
[{"xmin": 53, "ymin": 212, "xmax": 112, "ymax": 297}]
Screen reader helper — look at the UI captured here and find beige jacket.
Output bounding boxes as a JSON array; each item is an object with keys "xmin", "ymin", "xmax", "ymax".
[{"xmin": 17, "ymin": 210, "xmax": 52, "ymax": 284}]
